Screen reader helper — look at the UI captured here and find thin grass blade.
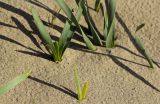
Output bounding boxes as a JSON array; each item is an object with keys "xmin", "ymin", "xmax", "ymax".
[
  {"xmin": 74, "ymin": 68, "xmax": 82, "ymax": 100},
  {"xmin": 0, "ymin": 70, "xmax": 31, "ymax": 96},
  {"xmin": 135, "ymin": 36, "xmax": 154, "ymax": 68},
  {"xmin": 82, "ymin": 80, "xmax": 88, "ymax": 99}
]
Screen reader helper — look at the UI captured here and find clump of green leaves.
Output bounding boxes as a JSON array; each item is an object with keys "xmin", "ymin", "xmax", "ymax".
[
  {"xmin": 76, "ymin": 0, "xmax": 116, "ymax": 48},
  {"xmin": 32, "ymin": 0, "xmax": 97, "ymax": 62},
  {"xmin": 31, "ymin": 5, "xmax": 84, "ymax": 62},
  {"xmin": 74, "ymin": 68, "xmax": 88, "ymax": 101},
  {"xmin": 32, "ymin": 9, "xmax": 62, "ymax": 62},
  {"xmin": 55, "ymin": 0, "xmax": 97, "ymax": 51},
  {"xmin": 0, "ymin": 70, "xmax": 31, "ymax": 96},
  {"xmin": 33, "ymin": 0, "xmax": 116, "ymax": 63}
]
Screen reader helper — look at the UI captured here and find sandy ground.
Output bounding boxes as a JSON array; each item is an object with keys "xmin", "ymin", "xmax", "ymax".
[{"xmin": 0, "ymin": 0, "xmax": 160, "ymax": 104}]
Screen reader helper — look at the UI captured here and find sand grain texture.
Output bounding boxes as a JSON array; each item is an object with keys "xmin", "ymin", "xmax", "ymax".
[{"xmin": 0, "ymin": 0, "xmax": 160, "ymax": 104}]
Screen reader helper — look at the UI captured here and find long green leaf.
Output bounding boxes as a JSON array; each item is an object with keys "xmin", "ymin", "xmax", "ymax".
[
  {"xmin": 103, "ymin": 6, "xmax": 108, "ymax": 40},
  {"xmin": 55, "ymin": 0, "xmax": 96, "ymax": 51},
  {"xmin": 82, "ymin": 80, "xmax": 88, "ymax": 99},
  {"xmin": 106, "ymin": 19, "xmax": 115, "ymax": 48},
  {"xmin": 74, "ymin": 68, "xmax": 82, "ymax": 100},
  {"xmin": 135, "ymin": 36, "xmax": 154, "ymax": 68},
  {"xmin": 81, "ymin": 1, "xmax": 102, "ymax": 45},
  {"xmin": 107, "ymin": 0, "xmax": 116, "ymax": 28},
  {"xmin": 32, "ymin": 9, "xmax": 53, "ymax": 46},
  {"xmin": 0, "ymin": 70, "xmax": 31, "ymax": 96},
  {"xmin": 105, "ymin": 0, "xmax": 116, "ymax": 48},
  {"xmin": 59, "ymin": 1, "xmax": 83, "ymax": 56}
]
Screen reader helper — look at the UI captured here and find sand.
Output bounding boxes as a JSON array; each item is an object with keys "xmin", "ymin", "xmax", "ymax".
[{"xmin": 0, "ymin": 0, "xmax": 160, "ymax": 104}]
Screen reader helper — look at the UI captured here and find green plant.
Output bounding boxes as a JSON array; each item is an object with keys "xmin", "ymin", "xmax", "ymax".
[
  {"xmin": 134, "ymin": 24, "xmax": 154, "ymax": 68},
  {"xmin": 55, "ymin": 0, "xmax": 97, "ymax": 51},
  {"xmin": 76, "ymin": 0, "xmax": 103, "ymax": 45},
  {"xmin": 32, "ymin": 0, "xmax": 98, "ymax": 62},
  {"xmin": 75, "ymin": 0, "xmax": 116, "ymax": 48},
  {"xmin": 0, "ymin": 70, "xmax": 31, "ymax": 96},
  {"xmin": 32, "ymin": 0, "xmax": 116, "ymax": 62},
  {"xmin": 74, "ymin": 68, "xmax": 88, "ymax": 101}
]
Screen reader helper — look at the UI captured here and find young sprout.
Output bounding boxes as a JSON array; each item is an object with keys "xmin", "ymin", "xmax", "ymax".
[
  {"xmin": 134, "ymin": 24, "xmax": 154, "ymax": 68},
  {"xmin": 74, "ymin": 68, "xmax": 88, "ymax": 101},
  {"xmin": 0, "ymin": 70, "xmax": 31, "ymax": 96}
]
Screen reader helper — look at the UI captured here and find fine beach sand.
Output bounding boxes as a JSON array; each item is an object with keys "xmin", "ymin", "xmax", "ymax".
[{"xmin": 0, "ymin": 0, "xmax": 160, "ymax": 104}]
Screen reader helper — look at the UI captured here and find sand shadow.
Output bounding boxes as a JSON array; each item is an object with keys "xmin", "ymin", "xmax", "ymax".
[
  {"xmin": 28, "ymin": 76, "xmax": 78, "ymax": 99},
  {"xmin": 0, "ymin": 34, "xmax": 53, "ymax": 60},
  {"xmin": 116, "ymin": 12, "xmax": 160, "ymax": 68},
  {"xmin": 0, "ymin": 1, "xmax": 88, "ymax": 50},
  {"xmin": 82, "ymin": 49, "xmax": 150, "ymax": 67},
  {"xmin": 108, "ymin": 55, "xmax": 160, "ymax": 92},
  {"xmin": 0, "ymin": 33, "xmax": 87, "ymax": 61},
  {"xmin": 0, "ymin": 21, "xmax": 18, "ymax": 29}
]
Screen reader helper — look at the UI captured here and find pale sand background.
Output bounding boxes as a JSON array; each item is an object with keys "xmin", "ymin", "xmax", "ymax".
[{"xmin": 0, "ymin": 0, "xmax": 160, "ymax": 104}]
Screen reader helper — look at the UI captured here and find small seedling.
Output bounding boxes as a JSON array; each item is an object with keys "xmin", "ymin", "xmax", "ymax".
[
  {"xmin": 0, "ymin": 70, "xmax": 31, "ymax": 96},
  {"xmin": 74, "ymin": 68, "xmax": 88, "ymax": 101},
  {"xmin": 134, "ymin": 24, "xmax": 154, "ymax": 68}
]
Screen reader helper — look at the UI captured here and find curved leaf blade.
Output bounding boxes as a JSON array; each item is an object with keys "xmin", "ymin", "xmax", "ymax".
[
  {"xmin": 106, "ymin": 19, "xmax": 115, "ymax": 48},
  {"xmin": 0, "ymin": 70, "xmax": 31, "ymax": 96},
  {"xmin": 82, "ymin": 80, "xmax": 88, "ymax": 99},
  {"xmin": 74, "ymin": 68, "xmax": 82, "ymax": 100},
  {"xmin": 32, "ymin": 9, "xmax": 53, "ymax": 46},
  {"xmin": 135, "ymin": 36, "xmax": 154, "ymax": 68}
]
